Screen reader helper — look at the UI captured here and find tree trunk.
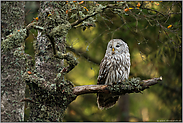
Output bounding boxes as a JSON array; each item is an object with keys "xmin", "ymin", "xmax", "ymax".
[
  {"xmin": 1, "ymin": 1, "xmax": 27, "ymax": 122},
  {"xmin": 25, "ymin": 1, "xmax": 76, "ymax": 121}
]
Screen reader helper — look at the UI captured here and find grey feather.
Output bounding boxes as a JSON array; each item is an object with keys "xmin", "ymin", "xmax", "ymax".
[{"xmin": 97, "ymin": 39, "xmax": 131, "ymax": 109}]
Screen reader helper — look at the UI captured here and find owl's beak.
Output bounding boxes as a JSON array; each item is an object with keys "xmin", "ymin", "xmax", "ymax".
[{"xmin": 112, "ymin": 48, "xmax": 115, "ymax": 55}]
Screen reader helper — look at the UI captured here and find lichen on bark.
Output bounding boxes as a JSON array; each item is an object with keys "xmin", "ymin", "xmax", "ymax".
[
  {"xmin": 23, "ymin": 71, "xmax": 76, "ymax": 122},
  {"xmin": 1, "ymin": 1, "xmax": 30, "ymax": 122},
  {"xmin": 1, "ymin": 1, "xmax": 25, "ymax": 38},
  {"xmin": 1, "ymin": 29, "xmax": 28, "ymax": 52},
  {"xmin": 24, "ymin": 1, "xmax": 78, "ymax": 121}
]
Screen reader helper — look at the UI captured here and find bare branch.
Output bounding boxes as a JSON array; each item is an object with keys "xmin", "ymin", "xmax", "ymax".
[
  {"xmin": 73, "ymin": 85, "xmax": 108, "ymax": 95},
  {"xmin": 26, "ymin": 22, "xmax": 44, "ymax": 31},
  {"xmin": 73, "ymin": 77, "xmax": 162, "ymax": 95}
]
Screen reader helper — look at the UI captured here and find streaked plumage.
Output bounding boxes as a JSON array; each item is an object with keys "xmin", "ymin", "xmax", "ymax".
[{"xmin": 97, "ymin": 39, "xmax": 131, "ymax": 109}]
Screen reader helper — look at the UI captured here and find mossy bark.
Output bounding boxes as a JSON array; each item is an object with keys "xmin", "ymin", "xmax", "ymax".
[
  {"xmin": 1, "ymin": 1, "xmax": 25, "ymax": 38},
  {"xmin": 1, "ymin": 1, "xmax": 27, "ymax": 122},
  {"xmin": 24, "ymin": 1, "xmax": 76, "ymax": 121}
]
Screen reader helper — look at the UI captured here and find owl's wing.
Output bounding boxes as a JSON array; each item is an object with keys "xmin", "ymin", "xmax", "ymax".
[
  {"xmin": 97, "ymin": 57, "xmax": 108, "ymax": 85},
  {"xmin": 97, "ymin": 56, "xmax": 118, "ymax": 110}
]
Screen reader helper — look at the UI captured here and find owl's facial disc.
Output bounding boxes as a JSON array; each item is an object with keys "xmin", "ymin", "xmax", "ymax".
[
  {"xmin": 112, "ymin": 43, "xmax": 122, "ymax": 55},
  {"xmin": 107, "ymin": 40, "xmax": 126, "ymax": 56}
]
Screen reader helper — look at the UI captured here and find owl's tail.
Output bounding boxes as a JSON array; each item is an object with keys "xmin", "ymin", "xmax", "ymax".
[{"xmin": 97, "ymin": 93, "xmax": 119, "ymax": 110}]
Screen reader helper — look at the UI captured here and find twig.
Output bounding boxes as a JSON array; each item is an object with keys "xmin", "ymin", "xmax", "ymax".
[
  {"xmin": 66, "ymin": 46, "xmax": 100, "ymax": 65},
  {"xmin": 26, "ymin": 22, "xmax": 44, "ymax": 31},
  {"xmin": 20, "ymin": 98, "xmax": 35, "ymax": 103},
  {"xmin": 73, "ymin": 77, "xmax": 162, "ymax": 95},
  {"xmin": 141, "ymin": 7, "xmax": 165, "ymax": 17},
  {"xmin": 156, "ymin": 20, "xmax": 174, "ymax": 43}
]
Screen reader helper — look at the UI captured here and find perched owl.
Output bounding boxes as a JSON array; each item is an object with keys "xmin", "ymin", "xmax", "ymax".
[{"xmin": 97, "ymin": 39, "xmax": 131, "ymax": 109}]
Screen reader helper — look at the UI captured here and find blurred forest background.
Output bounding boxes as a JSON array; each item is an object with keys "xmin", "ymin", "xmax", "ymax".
[{"xmin": 24, "ymin": 1, "xmax": 182, "ymax": 122}]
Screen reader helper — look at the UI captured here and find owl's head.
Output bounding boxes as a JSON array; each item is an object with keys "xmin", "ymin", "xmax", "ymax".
[{"xmin": 105, "ymin": 39, "xmax": 129, "ymax": 56}]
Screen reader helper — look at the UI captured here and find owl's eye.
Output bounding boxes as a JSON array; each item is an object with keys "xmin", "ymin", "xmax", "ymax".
[
  {"xmin": 110, "ymin": 46, "xmax": 112, "ymax": 48},
  {"xmin": 116, "ymin": 44, "xmax": 120, "ymax": 48}
]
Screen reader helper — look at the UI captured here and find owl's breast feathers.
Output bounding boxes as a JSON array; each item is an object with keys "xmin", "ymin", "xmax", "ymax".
[{"xmin": 97, "ymin": 54, "xmax": 130, "ymax": 85}]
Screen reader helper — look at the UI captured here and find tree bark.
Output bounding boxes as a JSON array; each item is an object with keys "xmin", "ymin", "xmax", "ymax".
[
  {"xmin": 24, "ymin": 1, "xmax": 76, "ymax": 121},
  {"xmin": 1, "ymin": 1, "xmax": 27, "ymax": 122}
]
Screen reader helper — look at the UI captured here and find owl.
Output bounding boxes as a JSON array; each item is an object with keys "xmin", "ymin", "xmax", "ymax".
[{"xmin": 97, "ymin": 39, "xmax": 131, "ymax": 109}]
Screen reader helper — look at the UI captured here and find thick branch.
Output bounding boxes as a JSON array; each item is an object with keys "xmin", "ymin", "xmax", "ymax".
[
  {"xmin": 55, "ymin": 52, "xmax": 78, "ymax": 73},
  {"xmin": 71, "ymin": 13, "xmax": 97, "ymax": 28},
  {"xmin": 73, "ymin": 77, "xmax": 162, "ymax": 95},
  {"xmin": 71, "ymin": 4, "xmax": 118, "ymax": 28}
]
